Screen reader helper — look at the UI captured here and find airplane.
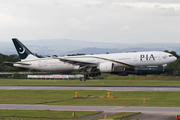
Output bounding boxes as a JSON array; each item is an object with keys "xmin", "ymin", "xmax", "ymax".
[{"xmin": 10, "ymin": 38, "xmax": 177, "ymax": 77}]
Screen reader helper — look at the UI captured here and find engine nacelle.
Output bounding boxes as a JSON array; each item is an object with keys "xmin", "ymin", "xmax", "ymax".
[{"xmin": 98, "ymin": 62, "xmax": 114, "ymax": 72}]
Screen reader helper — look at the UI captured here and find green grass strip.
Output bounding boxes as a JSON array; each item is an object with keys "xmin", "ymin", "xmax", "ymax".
[
  {"xmin": 0, "ymin": 110, "xmax": 102, "ymax": 119},
  {"xmin": 98, "ymin": 112, "xmax": 141, "ymax": 120},
  {"xmin": 1, "ymin": 75, "xmax": 180, "ymax": 86},
  {"xmin": 0, "ymin": 90, "xmax": 180, "ymax": 107}
]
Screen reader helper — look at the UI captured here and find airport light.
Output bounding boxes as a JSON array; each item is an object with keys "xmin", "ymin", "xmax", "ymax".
[
  {"xmin": 176, "ymin": 115, "xmax": 180, "ymax": 119},
  {"xmin": 75, "ymin": 92, "xmax": 78, "ymax": 98},
  {"xmin": 72, "ymin": 112, "xmax": 75, "ymax": 117},
  {"xmin": 107, "ymin": 92, "xmax": 111, "ymax": 98},
  {"xmin": 104, "ymin": 115, "xmax": 106, "ymax": 119}
]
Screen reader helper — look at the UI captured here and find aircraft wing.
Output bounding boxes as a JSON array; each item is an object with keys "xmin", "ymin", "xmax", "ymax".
[{"xmin": 55, "ymin": 57, "xmax": 98, "ymax": 68}]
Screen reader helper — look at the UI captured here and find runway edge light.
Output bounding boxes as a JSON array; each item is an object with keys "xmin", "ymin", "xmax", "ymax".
[
  {"xmin": 107, "ymin": 92, "xmax": 111, "ymax": 98},
  {"xmin": 104, "ymin": 115, "xmax": 106, "ymax": 119},
  {"xmin": 75, "ymin": 92, "xmax": 78, "ymax": 98},
  {"xmin": 72, "ymin": 112, "xmax": 75, "ymax": 117}
]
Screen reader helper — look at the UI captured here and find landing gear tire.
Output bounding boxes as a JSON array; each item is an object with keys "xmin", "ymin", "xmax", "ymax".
[
  {"xmin": 89, "ymin": 73, "xmax": 94, "ymax": 77},
  {"xmin": 84, "ymin": 74, "xmax": 88, "ymax": 78}
]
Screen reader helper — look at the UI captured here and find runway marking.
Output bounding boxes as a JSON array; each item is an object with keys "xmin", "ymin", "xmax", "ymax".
[
  {"xmin": 104, "ymin": 107, "xmax": 125, "ymax": 111},
  {"xmin": 154, "ymin": 89, "xmax": 163, "ymax": 91}
]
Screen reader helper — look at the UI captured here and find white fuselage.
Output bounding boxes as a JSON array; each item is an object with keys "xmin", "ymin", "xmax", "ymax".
[{"xmin": 14, "ymin": 51, "xmax": 177, "ymax": 71}]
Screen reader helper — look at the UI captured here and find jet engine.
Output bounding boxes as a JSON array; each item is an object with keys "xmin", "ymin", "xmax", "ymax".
[{"xmin": 98, "ymin": 62, "xmax": 114, "ymax": 72}]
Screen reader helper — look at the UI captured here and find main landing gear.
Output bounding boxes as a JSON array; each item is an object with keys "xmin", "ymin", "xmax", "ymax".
[{"xmin": 84, "ymin": 72, "xmax": 101, "ymax": 78}]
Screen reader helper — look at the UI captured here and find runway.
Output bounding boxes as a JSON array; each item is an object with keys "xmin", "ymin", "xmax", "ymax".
[
  {"xmin": 0, "ymin": 104, "xmax": 180, "ymax": 112},
  {"xmin": 1, "ymin": 104, "xmax": 179, "ymax": 112},
  {"xmin": 1, "ymin": 85, "xmax": 180, "ymax": 120},
  {"xmin": 1, "ymin": 85, "xmax": 180, "ymax": 91},
  {"xmin": 0, "ymin": 104, "xmax": 179, "ymax": 120}
]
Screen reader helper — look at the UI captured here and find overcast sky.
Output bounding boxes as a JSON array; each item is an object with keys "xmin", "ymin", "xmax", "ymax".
[{"xmin": 1, "ymin": 0, "xmax": 180, "ymax": 43}]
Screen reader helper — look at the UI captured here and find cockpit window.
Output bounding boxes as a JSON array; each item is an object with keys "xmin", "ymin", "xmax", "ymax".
[{"xmin": 169, "ymin": 55, "xmax": 173, "ymax": 57}]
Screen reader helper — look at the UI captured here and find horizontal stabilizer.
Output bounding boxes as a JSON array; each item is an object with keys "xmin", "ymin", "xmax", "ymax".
[{"xmin": 4, "ymin": 61, "xmax": 31, "ymax": 66}]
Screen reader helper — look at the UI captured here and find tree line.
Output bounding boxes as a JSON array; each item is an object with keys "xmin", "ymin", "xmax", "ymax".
[
  {"xmin": 164, "ymin": 50, "xmax": 180, "ymax": 75},
  {"xmin": 0, "ymin": 54, "xmax": 28, "ymax": 72},
  {"xmin": 0, "ymin": 51, "xmax": 180, "ymax": 75}
]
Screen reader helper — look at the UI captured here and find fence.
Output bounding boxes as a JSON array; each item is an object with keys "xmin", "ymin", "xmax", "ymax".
[{"xmin": 27, "ymin": 74, "xmax": 84, "ymax": 79}]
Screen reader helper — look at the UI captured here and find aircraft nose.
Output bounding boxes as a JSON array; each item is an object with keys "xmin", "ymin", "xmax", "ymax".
[{"xmin": 173, "ymin": 56, "xmax": 177, "ymax": 61}]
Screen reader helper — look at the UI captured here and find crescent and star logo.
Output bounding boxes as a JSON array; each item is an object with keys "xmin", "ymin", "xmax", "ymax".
[{"xmin": 19, "ymin": 47, "xmax": 25, "ymax": 54}]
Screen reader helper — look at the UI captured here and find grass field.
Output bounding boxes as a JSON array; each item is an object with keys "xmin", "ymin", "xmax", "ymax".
[
  {"xmin": 0, "ymin": 90, "xmax": 180, "ymax": 107},
  {"xmin": 0, "ymin": 75, "xmax": 179, "ymax": 119},
  {"xmin": 0, "ymin": 110, "xmax": 102, "ymax": 120},
  {"xmin": 98, "ymin": 112, "xmax": 141, "ymax": 120},
  {"xmin": 0, "ymin": 75, "xmax": 180, "ymax": 86},
  {"xmin": 0, "ymin": 110, "xmax": 140, "ymax": 120}
]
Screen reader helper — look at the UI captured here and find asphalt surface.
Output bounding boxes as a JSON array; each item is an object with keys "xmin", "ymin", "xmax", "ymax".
[
  {"xmin": 0, "ymin": 85, "xmax": 180, "ymax": 120},
  {"xmin": 0, "ymin": 104, "xmax": 179, "ymax": 120},
  {"xmin": 1, "ymin": 85, "xmax": 180, "ymax": 91}
]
